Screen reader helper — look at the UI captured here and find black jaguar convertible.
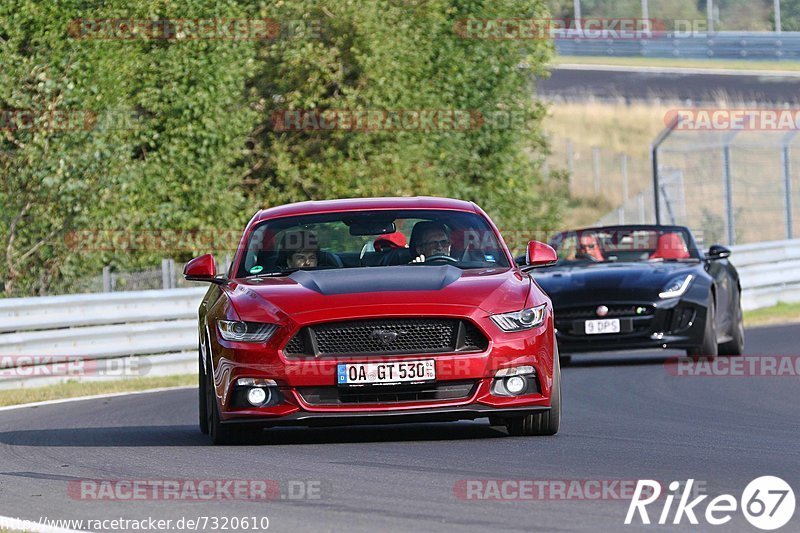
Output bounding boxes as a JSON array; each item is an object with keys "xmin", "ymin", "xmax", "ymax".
[{"xmin": 528, "ymin": 225, "xmax": 745, "ymax": 360}]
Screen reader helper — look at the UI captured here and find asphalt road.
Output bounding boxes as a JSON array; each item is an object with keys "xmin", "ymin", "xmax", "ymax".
[
  {"xmin": 539, "ymin": 67, "xmax": 800, "ymax": 104},
  {"xmin": 0, "ymin": 324, "xmax": 798, "ymax": 532}
]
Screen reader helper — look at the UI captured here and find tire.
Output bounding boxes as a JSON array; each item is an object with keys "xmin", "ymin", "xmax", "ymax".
[
  {"xmin": 506, "ymin": 346, "xmax": 561, "ymax": 436},
  {"xmin": 719, "ymin": 294, "xmax": 745, "ymax": 356},
  {"xmin": 198, "ymin": 341, "xmax": 209, "ymax": 435},
  {"xmin": 687, "ymin": 298, "xmax": 718, "ymax": 358},
  {"xmin": 207, "ymin": 357, "xmax": 249, "ymax": 445}
]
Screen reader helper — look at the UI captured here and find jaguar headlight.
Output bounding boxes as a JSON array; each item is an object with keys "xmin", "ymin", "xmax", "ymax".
[
  {"xmin": 659, "ymin": 274, "xmax": 694, "ymax": 299},
  {"xmin": 217, "ymin": 320, "xmax": 278, "ymax": 342},
  {"xmin": 490, "ymin": 304, "xmax": 547, "ymax": 332}
]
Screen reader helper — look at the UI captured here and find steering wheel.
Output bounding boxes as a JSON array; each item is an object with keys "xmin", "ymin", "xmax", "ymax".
[{"xmin": 425, "ymin": 254, "xmax": 458, "ymax": 263}]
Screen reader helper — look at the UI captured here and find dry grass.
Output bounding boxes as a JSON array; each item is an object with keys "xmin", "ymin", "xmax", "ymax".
[
  {"xmin": 541, "ymin": 99, "xmax": 799, "ymax": 236},
  {"xmin": 543, "ymin": 99, "xmax": 672, "ymax": 224},
  {"xmin": 744, "ymin": 302, "xmax": 800, "ymax": 327},
  {"xmin": 0, "ymin": 374, "xmax": 195, "ymax": 407},
  {"xmin": 544, "ymin": 100, "xmax": 672, "ymax": 160},
  {"xmin": 553, "ymin": 55, "xmax": 800, "ymax": 72}
]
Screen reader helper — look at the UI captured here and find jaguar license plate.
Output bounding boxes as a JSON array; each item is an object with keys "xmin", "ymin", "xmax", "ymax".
[{"xmin": 584, "ymin": 318, "xmax": 621, "ymax": 335}]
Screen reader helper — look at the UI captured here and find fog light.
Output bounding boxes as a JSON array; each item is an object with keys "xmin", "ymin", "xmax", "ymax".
[
  {"xmin": 505, "ymin": 375, "xmax": 526, "ymax": 395},
  {"xmin": 246, "ymin": 387, "xmax": 269, "ymax": 406}
]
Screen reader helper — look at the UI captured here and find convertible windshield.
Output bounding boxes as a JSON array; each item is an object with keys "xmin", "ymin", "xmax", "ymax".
[
  {"xmin": 236, "ymin": 209, "xmax": 510, "ymax": 277},
  {"xmin": 549, "ymin": 227, "xmax": 701, "ymax": 264}
]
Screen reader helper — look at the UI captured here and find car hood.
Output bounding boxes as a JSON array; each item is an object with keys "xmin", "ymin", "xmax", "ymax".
[
  {"xmin": 533, "ymin": 261, "xmax": 700, "ymax": 303},
  {"xmin": 227, "ymin": 265, "xmax": 531, "ymax": 319}
]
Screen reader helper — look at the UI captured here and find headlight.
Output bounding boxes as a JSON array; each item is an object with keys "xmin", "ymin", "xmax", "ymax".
[
  {"xmin": 659, "ymin": 274, "xmax": 694, "ymax": 299},
  {"xmin": 217, "ymin": 320, "xmax": 278, "ymax": 342},
  {"xmin": 490, "ymin": 304, "xmax": 547, "ymax": 331}
]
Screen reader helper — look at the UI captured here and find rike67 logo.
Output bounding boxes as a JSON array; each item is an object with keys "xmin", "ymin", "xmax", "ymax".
[{"xmin": 625, "ymin": 477, "xmax": 795, "ymax": 530}]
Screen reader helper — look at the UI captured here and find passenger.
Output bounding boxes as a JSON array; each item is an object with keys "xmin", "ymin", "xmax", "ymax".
[
  {"xmin": 374, "ymin": 232, "xmax": 407, "ymax": 252},
  {"xmin": 279, "ymin": 229, "xmax": 319, "ymax": 268}
]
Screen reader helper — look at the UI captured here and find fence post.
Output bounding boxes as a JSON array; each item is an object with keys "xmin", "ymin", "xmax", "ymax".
[
  {"xmin": 722, "ymin": 144, "xmax": 735, "ymax": 245},
  {"xmin": 566, "ymin": 139, "xmax": 574, "ymax": 193},
  {"xmin": 102, "ymin": 266, "xmax": 112, "ymax": 293},
  {"xmin": 161, "ymin": 259, "xmax": 171, "ymax": 290},
  {"xmin": 782, "ymin": 134, "xmax": 796, "ymax": 239},
  {"xmin": 169, "ymin": 259, "xmax": 177, "ymax": 289},
  {"xmin": 592, "ymin": 146, "xmax": 601, "ymax": 194},
  {"xmin": 620, "ymin": 153, "xmax": 629, "ymax": 204},
  {"xmin": 638, "ymin": 192, "xmax": 645, "ymax": 223}
]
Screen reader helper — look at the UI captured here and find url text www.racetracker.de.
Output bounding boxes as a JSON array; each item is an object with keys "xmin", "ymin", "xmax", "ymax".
[{"xmin": 0, "ymin": 515, "xmax": 270, "ymax": 532}]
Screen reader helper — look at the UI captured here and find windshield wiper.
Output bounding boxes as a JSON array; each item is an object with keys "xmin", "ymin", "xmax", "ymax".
[{"xmin": 244, "ymin": 268, "xmax": 300, "ymax": 278}]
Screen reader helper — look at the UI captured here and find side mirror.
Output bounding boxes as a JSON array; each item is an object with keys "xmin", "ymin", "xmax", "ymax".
[
  {"xmin": 706, "ymin": 245, "xmax": 731, "ymax": 260},
  {"xmin": 525, "ymin": 241, "xmax": 558, "ymax": 268},
  {"xmin": 184, "ymin": 254, "xmax": 225, "ymax": 284}
]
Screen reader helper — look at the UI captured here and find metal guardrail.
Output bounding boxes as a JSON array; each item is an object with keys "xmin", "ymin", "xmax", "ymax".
[
  {"xmin": 555, "ymin": 31, "xmax": 800, "ymax": 60},
  {"xmin": 0, "ymin": 288, "xmax": 205, "ymax": 389},
  {"xmin": 0, "ymin": 244, "xmax": 798, "ymax": 390},
  {"xmin": 730, "ymin": 239, "xmax": 800, "ymax": 311}
]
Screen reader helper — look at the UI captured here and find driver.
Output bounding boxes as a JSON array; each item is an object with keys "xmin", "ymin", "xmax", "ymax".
[
  {"xmin": 575, "ymin": 233, "xmax": 603, "ymax": 262},
  {"xmin": 410, "ymin": 221, "xmax": 452, "ymax": 263}
]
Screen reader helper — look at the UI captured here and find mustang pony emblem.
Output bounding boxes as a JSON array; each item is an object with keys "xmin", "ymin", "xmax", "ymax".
[{"xmin": 371, "ymin": 329, "xmax": 406, "ymax": 345}]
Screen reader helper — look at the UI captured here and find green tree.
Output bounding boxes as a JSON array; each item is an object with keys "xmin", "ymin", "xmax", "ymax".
[
  {"xmin": 246, "ymin": 0, "xmax": 564, "ymax": 245},
  {"xmin": 0, "ymin": 0, "xmax": 257, "ymax": 296},
  {"xmin": 1, "ymin": 0, "xmax": 562, "ymax": 295}
]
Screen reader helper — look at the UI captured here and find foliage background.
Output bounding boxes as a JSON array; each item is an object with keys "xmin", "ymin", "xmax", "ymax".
[{"xmin": 0, "ymin": 0, "xmax": 564, "ymax": 297}]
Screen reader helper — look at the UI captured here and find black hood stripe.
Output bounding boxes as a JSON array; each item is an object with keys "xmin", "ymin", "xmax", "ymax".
[{"xmin": 289, "ymin": 266, "xmax": 463, "ymax": 295}]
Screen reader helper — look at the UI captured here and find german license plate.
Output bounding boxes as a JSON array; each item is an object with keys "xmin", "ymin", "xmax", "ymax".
[
  {"xmin": 337, "ymin": 360, "xmax": 435, "ymax": 386},
  {"xmin": 585, "ymin": 318, "xmax": 621, "ymax": 334}
]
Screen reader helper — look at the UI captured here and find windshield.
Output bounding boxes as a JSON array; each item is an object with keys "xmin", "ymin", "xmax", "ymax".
[
  {"xmin": 236, "ymin": 209, "xmax": 510, "ymax": 277},
  {"xmin": 548, "ymin": 227, "xmax": 701, "ymax": 264}
]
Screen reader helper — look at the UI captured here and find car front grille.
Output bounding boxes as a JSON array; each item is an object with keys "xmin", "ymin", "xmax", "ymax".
[
  {"xmin": 555, "ymin": 303, "xmax": 657, "ymax": 336},
  {"xmin": 283, "ymin": 318, "xmax": 488, "ymax": 357},
  {"xmin": 556, "ymin": 304, "xmax": 655, "ymax": 320},
  {"xmin": 297, "ymin": 380, "xmax": 478, "ymax": 406}
]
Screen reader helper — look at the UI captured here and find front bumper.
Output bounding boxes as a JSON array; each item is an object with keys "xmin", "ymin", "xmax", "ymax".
[
  {"xmin": 220, "ymin": 404, "xmax": 551, "ymax": 428},
  {"xmin": 208, "ymin": 311, "xmax": 557, "ymax": 424},
  {"xmin": 554, "ymin": 299, "xmax": 707, "ymax": 353}
]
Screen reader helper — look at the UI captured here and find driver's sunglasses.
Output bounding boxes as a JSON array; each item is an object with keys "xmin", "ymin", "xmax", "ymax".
[
  {"xmin": 423, "ymin": 239, "xmax": 450, "ymax": 248},
  {"xmin": 580, "ymin": 244, "xmax": 596, "ymax": 249}
]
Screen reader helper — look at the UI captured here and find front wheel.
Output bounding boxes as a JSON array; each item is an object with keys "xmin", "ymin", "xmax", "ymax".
[
  {"xmin": 198, "ymin": 345, "xmax": 209, "ymax": 435},
  {"xmin": 687, "ymin": 298, "xmax": 718, "ymax": 358},
  {"xmin": 207, "ymin": 359, "xmax": 250, "ymax": 445},
  {"xmin": 719, "ymin": 294, "xmax": 745, "ymax": 356},
  {"xmin": 506, "ymin": 346, "xmax": 561, "ymax": 436}
]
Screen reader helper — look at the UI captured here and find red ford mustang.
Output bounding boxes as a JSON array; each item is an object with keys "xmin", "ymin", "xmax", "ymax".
[{"xmin": 184, "ymin": 197, "xmax": 561, "ymax": 444}]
